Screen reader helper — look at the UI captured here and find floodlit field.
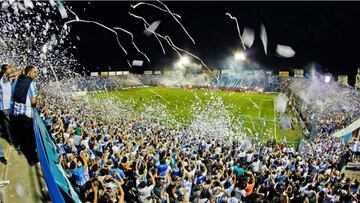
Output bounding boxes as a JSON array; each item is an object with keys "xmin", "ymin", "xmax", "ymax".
[{"xmin": 93, "ymin": 87, "xmax": 302, "ymax": 143}]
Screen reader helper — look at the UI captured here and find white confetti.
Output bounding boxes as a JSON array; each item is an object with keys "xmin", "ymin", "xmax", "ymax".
[
  {"xmin": 45, "ymin": 22, "xmax": 50, "ymax": 31},
  {"xmin": 113, "ymin": 26, "xmax": 150, "ymax": 62},
  {"xmin": 15, "ymin": 184, "xmax": 25, "ymax": 197},
  {"xmin": 42, "ymin": 44, "xmax": 48, "ymax": 54},
  {"xmin": 129, "ymin": 12, "xmax": 214, "ymax": 81},
  {"xmin": 156, "ymin": 0, "xmax": 195, "ymax": 44},
  {"xmin": 144, "ymin": 20, "xmax": 161, "ymax": 37},
  {"xmin": 0, "ymin": 180, "xmax": 9, "ymax": 187},
  {"xmin": 8, "ymin": 0, "xmax": 15, "ymax": 5},
  {"xmin": 58, "ymin": 5, "xmax": 68, "ymax": 19},
  {"xmin": 17, "ymin": 3, "xmax": 26, "ymax": 11},
  {"xmin": 276, "ymin": 44, "xmax": 295, "ymax": 58},
  {"xmin": 1, "ymin": 2, "xmax": 10, "ymax": 10},
  {"xmin": 132, "ymin": 60, "xmax": 143, "ymax": 66},
  {"xmin": 66, "ymin": 7, "xmax": 129, "ymax": 65},
  {"xmin": 225, "ymin": 12, "xmax": 245, "ymax": 50},
  {"xmin": 25, "ymin": 23, "xmax": 30, "ymax": 30},
  {"xmin": 260, "ymin": 23, "xmax": 268, "ymax": 55},
  {"xmin": 129, "ymin": 12, "xmax": 165, "ymax": 54},
  {"xmin": 242, "ymin": 27, "xmax": 255, "ymax": 48},
  {"xmin": 49, "ymin": 0, "xmax": 56, "ymax": 7},
  {"xmin": 24, "ymin": 0, "xmax": 34, "ymax": 9},
  {"xmin": 131, "ymin": 2, "xmax": 182, "ymax": 19}
]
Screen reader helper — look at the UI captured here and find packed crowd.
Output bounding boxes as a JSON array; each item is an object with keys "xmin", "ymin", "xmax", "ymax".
[
  {"xmin": 0, "ymin": 1, "xmax": 359, "ymax": 202},
  {"xmin": 1, "ymin": 66, "xmax": 360, "ymax": 202},
  {"xmin": 72, "ymin": 73, "xmax": 279, "ymax": 93},
  {"xmin": 215, "ymin": 72, "xmax": 279, "ymax": 92},
  {"xmin": 285, "ymin": 78, "xmax": 360, "ymax": 137},
  {"xmin": 35, "ymin": 86, "xmax": 360, "ymax": 203},
  {"xmin": 76, "ymin": 75, "xmax": 145, "ymax": 92}
]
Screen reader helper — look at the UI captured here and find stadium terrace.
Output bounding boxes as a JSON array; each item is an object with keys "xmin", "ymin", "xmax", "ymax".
[{"xmin": 1, "ymin": 1, "xmax": 360, "ymax": 203}]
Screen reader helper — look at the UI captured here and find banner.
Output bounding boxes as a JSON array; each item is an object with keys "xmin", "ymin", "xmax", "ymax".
[
  {"xmin": 338, "ymin": 75, "xmax": 348, "ymax": 86},
  {"xmin": 132, "ymin": 60, "xmax": 143, "ymax": 66},
  {"xmin": 144, "ymin": 70, "xmax": 153, "ymax": 75},
  {"xmin": 279, "ymin": 71, "xmax": 289, "ymax": 77},
  {"xmin": 245, "ymin": 70, "xmax": 254, "ymax": 75},
  {"xmin": 100, "ymin": 72, "xmax": 109, "ymax": 76},
  {"xmin": 90, "ymin": 72, "xmax": 98, "ymax": 76},
  {"xmin": 340, "ymin": 132, "xmax": 352, "ymax": 142},
  {"xmin": 294, "ymin": 69, "xmax": 304, "ymax": 77}
]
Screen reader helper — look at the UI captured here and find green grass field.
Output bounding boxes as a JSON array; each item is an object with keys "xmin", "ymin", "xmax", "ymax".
[{"xmin": 93, "ymin": 87, "xmax": 302, "ymax": 144}]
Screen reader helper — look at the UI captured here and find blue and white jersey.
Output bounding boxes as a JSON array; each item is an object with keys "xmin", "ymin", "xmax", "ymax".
[
  {"xmin": 70, "ymin": 166, "xmax": 90, "ymax": 186},
  {"xmin": 214, "ymin": 192, "xmax": 225, "ymax": 203},
  {"xmin": 172, "ymin": 167, "xmax": 181, "ymax": 176},
  {"xmin": 12, "ymin": 81, "xmax": 37, "ymax": 118},
  {"xmin": 157, "ymin": 162, "xmax": 169, "ymax": 178},
  {"xmin": 195, "ymin": 174, "xmax": 206, "ymax": 185},
  {"xmin": 0, "ymin": 75, "xmax": 13, "ymax": 110}
]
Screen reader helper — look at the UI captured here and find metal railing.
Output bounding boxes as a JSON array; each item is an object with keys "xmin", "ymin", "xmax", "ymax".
[{"xmin": 33, "ymin": 109, "xmax": 81, "ymax": 203}]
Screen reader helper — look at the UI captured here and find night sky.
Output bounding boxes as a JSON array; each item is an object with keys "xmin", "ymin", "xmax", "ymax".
[{"xmin": 69, "ymin": 1, "xmax": 360, "ymax": 83}]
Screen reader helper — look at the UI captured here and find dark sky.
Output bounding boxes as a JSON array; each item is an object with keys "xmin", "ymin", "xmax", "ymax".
[{"xmin": 68, "ymin": 1, "xmax": 360, "ymax": 82}]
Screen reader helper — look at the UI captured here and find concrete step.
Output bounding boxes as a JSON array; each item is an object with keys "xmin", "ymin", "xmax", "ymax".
[{"xmin": 0, "ymin": 137, "xmax": 50, "ymax": 203}]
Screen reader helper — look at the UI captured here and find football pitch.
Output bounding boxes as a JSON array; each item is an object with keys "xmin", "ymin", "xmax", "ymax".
[{"xmin": 93, "ymin": 87, "xmax": 302, "ymax": 144}]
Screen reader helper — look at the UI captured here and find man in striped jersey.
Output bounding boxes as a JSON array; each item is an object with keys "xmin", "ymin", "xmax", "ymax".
[{"xmin": 10, "ymin": 65, "xmax": 39, "ymax": 166}]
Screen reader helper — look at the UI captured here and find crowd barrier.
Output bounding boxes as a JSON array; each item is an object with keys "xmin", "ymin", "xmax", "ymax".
[{"xmin": 33, "ymin": 109, "xmax": 81, "ymax": 203}]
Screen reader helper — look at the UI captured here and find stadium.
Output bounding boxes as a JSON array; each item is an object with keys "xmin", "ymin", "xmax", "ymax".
[{"xmin": 1, "ymin": 1, "xmax": 360, "ymax": 203}]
